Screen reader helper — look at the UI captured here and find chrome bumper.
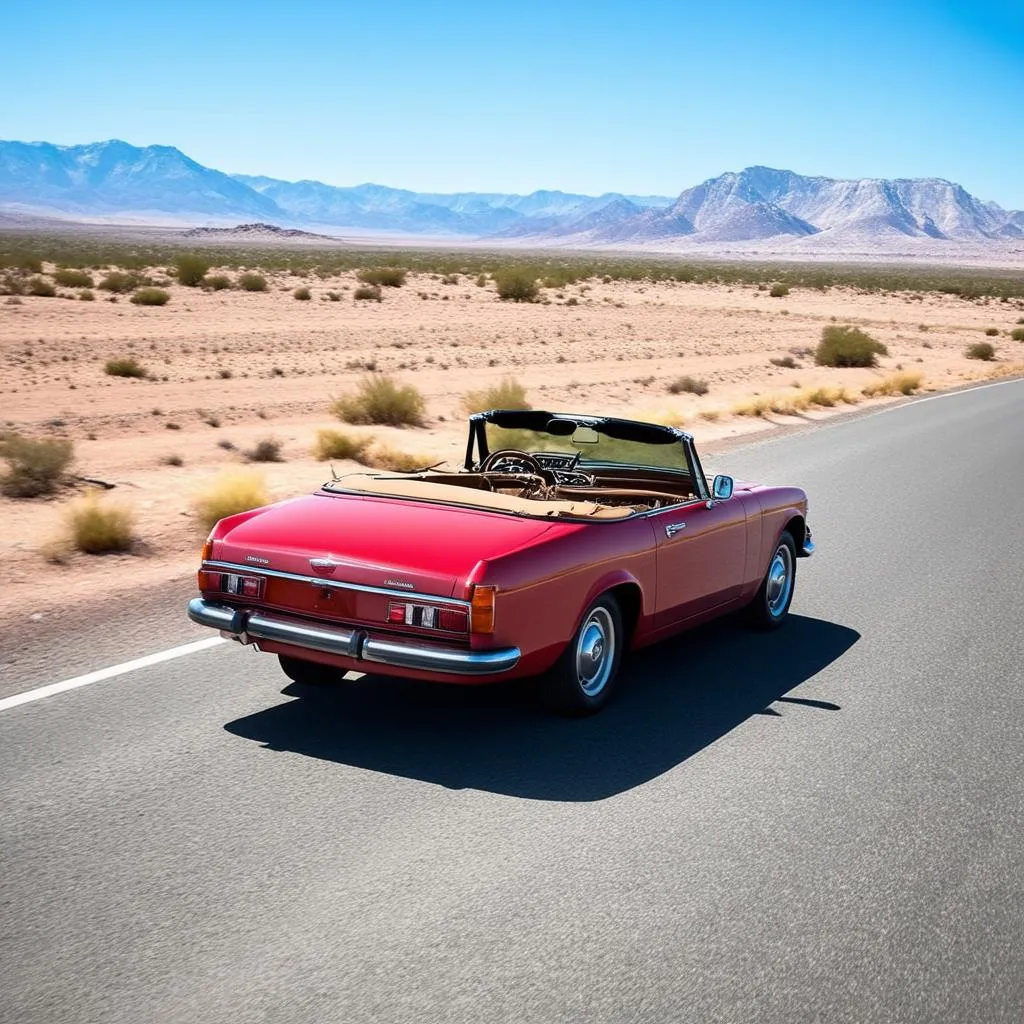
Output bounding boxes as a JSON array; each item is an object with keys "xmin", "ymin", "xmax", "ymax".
[{"xmin": 187, "ymin": 598, "xmax": 521, "ymax": 676}]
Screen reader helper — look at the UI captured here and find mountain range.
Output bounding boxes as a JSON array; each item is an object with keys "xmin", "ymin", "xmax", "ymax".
[{"xmin": 1, "ymin": 139, "xmax": 1022, "ymax": 248}]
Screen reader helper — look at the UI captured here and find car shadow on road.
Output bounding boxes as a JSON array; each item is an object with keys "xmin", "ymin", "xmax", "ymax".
[{"xmin": 224, "ymin": 614, "xmax": 859, "ymax": 801}]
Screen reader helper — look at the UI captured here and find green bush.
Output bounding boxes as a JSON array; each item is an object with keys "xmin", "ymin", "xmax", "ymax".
[
  {"xmin": 461, "ymin": 376, "xmax": 531, "ymax": 415},
  {"xmin": 0, "ymin": 435, "xmax": 74, "ymax": 497},
  {"xmin": 130, "ymin": 288, "xmax": 170, "ymax": 306},
  {"xmin": 1011, "ymin": 328, "xmax": 1024, "ymax": 342},
  {"xmin": 331, "ymin": 375, "xmax": 426, "ymax": 427},
  {"xmin": 494, "ymin": 269, "xmax": 539, "ymax": 302},
  {"xmin": 28, "ymin": 276, "xmax": 57, "ymax": 297},
  {"xmin": 668, "ymin": 375, "xmax": 709, "ymax": 396},
  {"xmin": 54, "ymin": 268, "xmax": 94, "ymax": 288},
  {"xmin": 205, "ymin": 275, "xmax": 233, "ymax": 291},
  {"xmin": 293, "ymin": 286, "xmax": 312, "ymax": 300},
  {"xmin": 98, "ymin": 271, "xmax": 141, "ymax": 294},
  {"xmin": 965, "ymin": 341, "xmax": 995, "ymax": 361},
  {"xmin": 356, "ymin": 267, "xmax": 407, "ymax": 287},
  {"xmin": 353, "ymin": 285, "xmax": 382, "ymax": 302},
  {"xmin": 238, "ymin": 273, "xmax": 267, "ymax": 292},
  {"xmin": 769, "ymin": 283, "xmax": 790, "ymax": 298},
  {"xmin": 174, "ymin": 254, "xmax": 209, "ymax": 287},
  {"xmin": 79, "ymin": 289, "xmax": 95, "ymax": 301},
  {"xmin": 815, "ymin": 325, "xmax": 889, "ymax": 367},
  {"xmin": 984, "ymin": 327, "xmax": 999, "ymax": 336},
  {"xmin": 104, "ymin": 356, "xmax": 148, "ymax": 378}
]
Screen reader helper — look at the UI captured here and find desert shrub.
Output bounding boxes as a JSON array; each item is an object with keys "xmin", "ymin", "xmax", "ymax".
[
  {"xmin": 161, "ymin": 454, "xmax": 184, "ymax": 466},
  {"xmin": 28, "ymin": 276, "xmax": 56, "ymax": 297},
  {"xmin": 984, "ymin": 327, "xmax": 999, "ymax": 336},
  {"xmin": 1011, "ymin": 328, "xmax": 1024, "ymax": 342},
  {"xmin": 815, "ymin": 325, "xmax": 888, "ymax": 367},
  {"xmin": 668, "ymin": 375, "xmax": 709, "ymax": 396},
  {"xmin": 0, "ymin": 435, "xmax": 74, "ymax": 497},
  {"xmin": 293, "ymin": 286, "xmax": 311, "ymax": 300},
  {"xmin": 130, "ymin": 287, "xmax": 170, "ymax": 306},
  {"xmin": 494, "ymin": 269, "xmax": 539, "ymax": 302},
  {"xmin": 246, "ymin": 438, "xmax": 283, "ymax": 462},
  {"xmin": 238, "ymin": 273, "xmax": 267, "ymax": 292},
  {"xmin": 205, "ymin": 274, "xmax": 233, "ymax": 291},
  {"xmin": 565, "ymin": 296, "xmax": 579, "ymax": 306},
  {"xmin": 862, "ymin": 371, "xmax": 923, "ymax": 397},
  {"xmin": 192, "ymin": 470, "xmax": 268, "ymax": 530},
  {"xmin": 217, "ymin": 368, "xmax": 233, "ymax": 379},
  {"xmin": 366, "ymin": 445, "xmax": 429, "ymax": 472},
  {"xmin": 356, "ymin": 267, "xmax": 407, "ymax": 287},
  {"xmin": 79, "ymin": 289, "xmax": 95, "ymax": 301},
  {"xmin": 475, "ymin": 274, "xmax": 488, "ymax": 287},
  {"xmin": 965, "ymin": 341, "xmax": 995, "ymax": 361},
  {"xmin": 313, "ymin": 429, "xmax": 371, "ymax": 462},
  {"xmin": 441, "ymin": 273, "xmax": 459, "ymax": 285},
  {"xmin": 769, "ymin": 283, "xmax": 789, "ymax": 298},
  {"xmin": 461, "ymin": 376, "xmax": 531, "ymax": 415},
  {"xmin": 353, "ymin": 285, "xmax": 382, "ymax": 302},
  {"xmin": 104, "ymin": 357, "xmax": 148, "ymax": 378},
  {"xmin": 770, "ymin": 355, "xmax": 797, "ymax": 369},
  {"xmin": 54, "ymin": 268, "xmax": 94, "ymax": 287},
  {"xmin": 66, "ymin": 491, "xmax": 135, "ymax": 553},
  {"xmin": 326, "ymin": 290, "xmax": 341, "ymax": 301},
  {"xmin": 98, "ymin": 271, "xmax": 140, "ymax": 294},
  {"xmin": 332, "ymin": 375, "xmax": 426, "ymax": 427},
  {"xmin": 174, "ymin": 254, "xmax": 209, "ymax": 287}
]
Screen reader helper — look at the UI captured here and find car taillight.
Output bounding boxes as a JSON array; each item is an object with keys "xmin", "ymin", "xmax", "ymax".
[
  {"xmin": 386, "ymin": 601, "xmax": 469, "ymax": 633},
  {"xmin": 470, "ymin": 585, "xmax": 496, "ymax": 635},
  {"xmin": 199, "ymin": 572, "xmax": 265, "ymax": 599}
]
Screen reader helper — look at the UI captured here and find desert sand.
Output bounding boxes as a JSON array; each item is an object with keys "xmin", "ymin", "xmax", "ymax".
[{"xmin": 2, "ymin": 264, "xmax": 1022, "ymax": 643}]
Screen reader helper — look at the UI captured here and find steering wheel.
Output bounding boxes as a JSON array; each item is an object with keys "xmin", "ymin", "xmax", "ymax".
[{"xmin": 480, "ymin": 449, "xmax": 545, "ymax": 477}]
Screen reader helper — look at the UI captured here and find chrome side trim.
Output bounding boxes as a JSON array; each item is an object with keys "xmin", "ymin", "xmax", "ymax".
[
  {"xmin": 187, "ymin": 598, "xmax": 520, "ymax": 676},
  {"xmin": 203, "ymin": 561, "xmax": 471, "ymax": 608}
]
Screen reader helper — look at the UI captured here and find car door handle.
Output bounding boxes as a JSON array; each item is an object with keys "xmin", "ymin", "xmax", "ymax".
[{"xmin": 664, "ymin": 522, "xmax": 686, "ymax": 538}]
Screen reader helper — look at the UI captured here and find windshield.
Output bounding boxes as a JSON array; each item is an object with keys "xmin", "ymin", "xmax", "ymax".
[{"xmin": 479, "ymin": 411, "xmax": 693, "ymax": 474}]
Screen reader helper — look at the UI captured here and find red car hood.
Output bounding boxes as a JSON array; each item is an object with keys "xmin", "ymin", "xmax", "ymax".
[{"xmin": 213, "ymin": 491, "xmax": 559, "ymax": 598}]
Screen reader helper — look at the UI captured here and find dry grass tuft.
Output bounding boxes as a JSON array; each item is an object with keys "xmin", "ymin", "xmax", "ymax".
[
  {"xmin": 365, "ymin": 445, "xmax": 434, "ymax": 472},
  {"xmin": 0, "ymin": 435, "xmax": 74, "ymax": 497},
  {"xmin": 331, "ymin": 375, "xmax": 426, "ymax": 427},
  {"xmin": 313, "ymin": 429, "xmax": 371, "ymax": 462},
  {"xmin": 245, "ymin": 438, "xmax": 284, "ymax": 462},
  {"xmin": 66, "ymin": 490, "xmax": 135, "ymax": 554},
  {"xmin": 461, "ymin": 376, "xmax": 531, "ymax": 415},
  {"xmin": 192, "ymin": 470, "xmax": 269, "ymax": 530},
  {"xmin": 861, "ymin": 371, "xmax": 923, "ymax": 397},
  {"xmin": 965, "ymin": 341, "xmax": 996, "ymax": 361},
  {"xmin": 667, "ymin": 375, "xmax": 709, "ymax": 396},
  {"xmin": 105, "ymin": 356, "xmax": 148, "ymax": 378}
]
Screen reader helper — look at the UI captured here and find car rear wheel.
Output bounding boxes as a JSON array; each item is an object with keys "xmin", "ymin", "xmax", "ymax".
[
  {"xmin": 278, "ymin": 653, "xmax": 342, "ymax": 686},
  {"xmin": 542, "ymin": 595, "xmax": 624, "ymax": 716},
  {"xmin": 747, "ymin": 531, "xmax": 797, "ymax": 630}
]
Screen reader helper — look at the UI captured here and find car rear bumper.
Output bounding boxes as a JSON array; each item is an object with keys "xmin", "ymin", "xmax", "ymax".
[{"xmin": 187, "ymin": 597, "xmax": 521, "ymax": 676}]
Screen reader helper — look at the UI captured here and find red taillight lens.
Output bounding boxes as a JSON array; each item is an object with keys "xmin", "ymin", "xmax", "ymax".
[
  {"xmin": 387, "ymin": 601, "xmax": 469, "ymax": 633},
  {"xmin": 199, "ymin": 572, "xmax": 265, "ymax": 599}
]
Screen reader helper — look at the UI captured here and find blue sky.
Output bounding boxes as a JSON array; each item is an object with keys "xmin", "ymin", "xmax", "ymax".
[{"xmin": 6, "ymin": 0, "xmax": 1023, "ymax": 205}]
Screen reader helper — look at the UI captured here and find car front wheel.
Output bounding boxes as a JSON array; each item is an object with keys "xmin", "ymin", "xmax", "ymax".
[
  {"xmin": 542, "ymin": 594, "xmax": 624, "ymax": 716},
  {"xmin": 747, "ymin": 532, "xmax": 797, "ymax": 630}
]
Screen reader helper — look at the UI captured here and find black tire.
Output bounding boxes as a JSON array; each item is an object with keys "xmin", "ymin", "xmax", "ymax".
[
  {"xmin": 747, "ymin": 531, "xmax": 797, "ymax": 630},
  {"xmin": 542, "ymin": 595, "xmax": 624, "ymax": 716},
  {"xmin": 278, "ymin": 653, "xmax": 342, "ymax": 686}
]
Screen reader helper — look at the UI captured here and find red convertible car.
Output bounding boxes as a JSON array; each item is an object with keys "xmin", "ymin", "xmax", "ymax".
[{"xmin": 188, "ymin": 410, "xmax": 813, "ymax": 714}]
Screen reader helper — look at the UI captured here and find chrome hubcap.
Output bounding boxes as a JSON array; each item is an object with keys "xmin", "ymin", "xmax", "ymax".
[
  {"xmin": 766, "ymin": 544, "xmax": 793, "ymax": 617},
  {"xmin": 575, "ymin": 607, "xmax": 615, "ymax": 697}
]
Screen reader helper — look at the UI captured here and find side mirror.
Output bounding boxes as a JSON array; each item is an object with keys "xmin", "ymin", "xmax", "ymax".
[{"xmin": 712, "ymin": 474, "xmax": 734, "ymax": 501}]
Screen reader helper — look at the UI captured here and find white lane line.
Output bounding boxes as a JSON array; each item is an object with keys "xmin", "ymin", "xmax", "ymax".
[{"xmin": 0, "ymin": 636, "xmax": 226, "ymax": 713}]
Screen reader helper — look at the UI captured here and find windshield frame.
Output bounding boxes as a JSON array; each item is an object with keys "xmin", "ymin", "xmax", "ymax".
[{"xmin": 466, "ymin": 409, "xmax": 709, "ymax": 500}]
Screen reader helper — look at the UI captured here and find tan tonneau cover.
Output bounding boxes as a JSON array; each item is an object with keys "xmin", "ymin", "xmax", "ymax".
[{"xmin": 327, "ymin": 473, "xmax": 634, "ymax": 519}]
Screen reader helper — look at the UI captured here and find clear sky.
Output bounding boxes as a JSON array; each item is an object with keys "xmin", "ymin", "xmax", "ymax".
[{"xmin": 5, "ymin": 0, "xmax": 1023, "ymax": 206}]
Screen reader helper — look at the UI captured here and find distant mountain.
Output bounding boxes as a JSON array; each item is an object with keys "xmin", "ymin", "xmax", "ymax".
[
  {"xmin": 0, "ymin": 140, "xmax": 1020, "ymax": 249},
  {"xmin": 524, "ymin": 166, "xmax": 1024, "ymax": 245},
  {"xmin": 0, "ymin": 140, "xmax": 282, "ymax": 220},
  {"xmin": 180, "ymin": 222, "xmax": 337, "ymax": 240}
]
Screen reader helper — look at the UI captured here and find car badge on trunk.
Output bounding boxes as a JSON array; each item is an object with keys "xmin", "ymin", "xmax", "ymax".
[
  {"xmin": 245, "ymin": 555, "xmax": 270, "ymax": 565},
  {"xmin": 310, "ymin": 557, "xmax": 342, "ymax": 575}
]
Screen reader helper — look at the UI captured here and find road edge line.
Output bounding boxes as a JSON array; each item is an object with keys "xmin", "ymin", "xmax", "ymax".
[{"xmin": 0, "ymin": 636, "xmax": 226, "ymax": 714}]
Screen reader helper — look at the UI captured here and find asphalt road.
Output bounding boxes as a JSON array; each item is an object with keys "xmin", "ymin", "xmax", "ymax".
[{"xmin": 2, "ymin": 380, "xmax": 1023, "ymax": 1024}]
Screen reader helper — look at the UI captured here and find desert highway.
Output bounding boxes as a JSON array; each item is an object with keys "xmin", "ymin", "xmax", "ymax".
[{"xmin": 2, "ymin": 379, "xmax": 1022, "ymax": 1024}]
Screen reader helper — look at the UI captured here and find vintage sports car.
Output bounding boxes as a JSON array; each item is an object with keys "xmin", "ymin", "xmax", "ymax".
[{"xmin": 188, "ymin": 410, "xmax": 814, "ymax": 715}]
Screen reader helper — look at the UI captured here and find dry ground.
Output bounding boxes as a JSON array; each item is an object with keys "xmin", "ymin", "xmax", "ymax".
[{"xmin": 2, "ymin": 266, "xmax": 1023, "ymax": 643}]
